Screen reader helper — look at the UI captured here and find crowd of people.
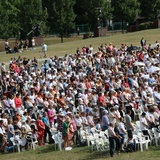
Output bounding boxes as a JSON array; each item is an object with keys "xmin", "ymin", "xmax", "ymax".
[{"xmin": 0, "ymin": 38, "xmax": 160, "ymax": 157}]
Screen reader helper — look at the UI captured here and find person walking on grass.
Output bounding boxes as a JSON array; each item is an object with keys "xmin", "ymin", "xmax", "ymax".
[{"xmin": 42, "ymin": 43, "xmax": 47, "ymax": 58}]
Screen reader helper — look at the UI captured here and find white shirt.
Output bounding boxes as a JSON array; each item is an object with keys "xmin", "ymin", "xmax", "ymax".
[
  {"xmin": 74, "ymin": 117, "xmax": 82, "ymax": 127},
  {"xmin": 8, "ymin": 98, "xmax": 15, "ymax": 109},
  {"xmin": 0, "ymin": 126, "xmax": 5, "ymax": 135},
  {"xmin": 118, "ymin": 122, "xmax": 126, "ymax": 135},
  {"xmin": 140, "ymin": 116, "xmax": 148, "ymax": 131}
]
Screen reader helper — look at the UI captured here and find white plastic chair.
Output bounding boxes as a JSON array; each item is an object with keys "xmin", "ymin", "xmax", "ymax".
[
  {"xmin": 137, "ymin": 132, "xmax": 150, "ymax": 151},
  {"xmin": 52, "ymin": 133, "xmax": 64, "ymax": 151},
  {"xmin": 152, "ymin": 128, "xmax": 160, "ymax": 146},
  {"xmin": 148, "ymin": 129, "xmax": 157, "ymax": 146},
  {"xmin": 26, "ymin": 135, "xmax": 38, "ymax": 150},
  {"xmin": 10, "ymin": 136, "xmax": 21, "ymax": 152}
]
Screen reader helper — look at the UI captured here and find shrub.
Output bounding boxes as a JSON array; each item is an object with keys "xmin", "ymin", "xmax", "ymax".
[{"xmin": 139, "ymin": 22, "xmax": 154, "ymax": 30}]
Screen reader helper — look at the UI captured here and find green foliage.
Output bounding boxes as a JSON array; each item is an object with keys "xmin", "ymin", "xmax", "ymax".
[
  {"xmin": 83, "ymin": 32, "xmax": 93, "ymax": 39},
  {"xmin": 111, "ymin": 0, "xmax": 140, "ymax": 23},
  {"xmin": 139, "ymin": 22, "xmax": 155, "ymax": 30},
  {"xmin": 0, "ymin": 0, "xmax": 160, "ymax": 39},
  {"xmin": 74, "ymin": 0, "xmax": 113, "ymax": 30},
  {"xmin": 138, "ymin": 0, "xmax": 160, "ymax": 20},
  {"xmin": 17, "ymin": 0, "xmax": 47, "ymax": 39},
  {"xmin": 0, "ymin": 1, "xmax": 20, "ymax": 38},
  {"xmin": 47, "ymin": 0, "xmax": 76, "ymax": 42}
]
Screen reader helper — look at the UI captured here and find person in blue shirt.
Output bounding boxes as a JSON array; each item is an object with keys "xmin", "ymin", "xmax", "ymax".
[
  {"xmin": 101, "ymin": 110, "xmax": 109, "ymax": 131},
  {"xmin": 42, "ymin": 112, "xmax": 52, "ymax": 144},
  {"xmin": 148, "ymin": 75, "xmax": 154, "ymax": 86}
]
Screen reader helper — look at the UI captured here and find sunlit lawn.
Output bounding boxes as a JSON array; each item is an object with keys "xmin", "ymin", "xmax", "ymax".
[
  {"xmin": 0, "ymin": 145, "xmax": 160, "ymax": 160},
  {"xmin": 0, "ymin": 28, "xmax": 160, "ymax": 64}
]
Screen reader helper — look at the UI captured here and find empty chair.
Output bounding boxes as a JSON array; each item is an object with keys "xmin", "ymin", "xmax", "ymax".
[
  {"xmin": 10, "ymin": 137, "xmax": 21, "ymax": 152},
  {"xmin": 152, "ymin": 128, "xmax": 160, "ymax": 146},
  {"xmin": 26, "ymin": 134, "xmax": 38, "ymax": 150},
  {"xmin": 52, "ymin": 133, "xmax": 64, "ymax": 151}
]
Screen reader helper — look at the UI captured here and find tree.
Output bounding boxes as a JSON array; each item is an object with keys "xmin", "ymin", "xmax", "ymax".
[
  {"xmin": 46, "ymin": 0, "xmax": 76, "ymax": 43},
  {"xmin": 17, "ymin": 0, "xmax": 47, "ymax": 39},
  {"xmin": 0, "ymin": 1, "xmax": 20, "ymax": 38},
  {"xmin": 138, "ymin": 0, "xmax": 160, "ymax": 21},
  {"xmin": 74, "ymin": 0, "xmax": 112, "ymax": 30},
  {"xmin": 111, "ymin": 0, "xmax": 140, "ymax": 33}
]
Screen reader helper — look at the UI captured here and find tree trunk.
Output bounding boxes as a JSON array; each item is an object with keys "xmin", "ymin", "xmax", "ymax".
[
  {"xmin": 122, "ymin": 19, "xmax": 124, "ymax": 34},
  {"xmin": 61, "ymin": 33, "xmax": 63, "ymax": 43}
]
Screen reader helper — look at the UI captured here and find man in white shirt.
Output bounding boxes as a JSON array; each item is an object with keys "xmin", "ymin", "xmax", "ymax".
[
  {"xmin": 140, "ymin": 112, "xmax": 149, "ymax": 137},
  {"xmin": 42, "ymin": 43, "xmax": 47, "ymax": 58}
]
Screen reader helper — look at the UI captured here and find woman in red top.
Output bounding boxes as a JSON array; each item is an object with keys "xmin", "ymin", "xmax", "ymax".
[
  {"xmin": 36, "ymin": 115, "xmax": 45, "ymax": 146},
  {"xmin": 97, "ymin": 92, "xmax": 105, "ymax": 107},
  {"xmin": 14, "ymin": 93, "xmax": 22, "ymax": 112}
]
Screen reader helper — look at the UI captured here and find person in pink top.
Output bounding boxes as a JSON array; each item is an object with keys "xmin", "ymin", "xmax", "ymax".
[
  {"xmin": 47, "ymin": 105, "xmax": 55, "ymax": 127},
  {"xmin": 14, "ymin": 93, "xmax": 22, "ymax": 112}
]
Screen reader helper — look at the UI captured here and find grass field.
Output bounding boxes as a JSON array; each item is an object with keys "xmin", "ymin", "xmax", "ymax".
[
  {"xmin": 0, "ymin": 28, "xmax": 160, "ymax": 64},
  {"xmin": 0, "ymin": 145, "xmax": 160, "ymax": 160}
]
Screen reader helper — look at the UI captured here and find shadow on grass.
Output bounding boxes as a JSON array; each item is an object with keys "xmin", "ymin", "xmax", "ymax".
[
  {"xmin": 36, "ymin": 145, "xmax": 56, "ymax": 154},
  {"xmin": 77, "ymin": 150, "xmax": 109, "ymax": 160}
]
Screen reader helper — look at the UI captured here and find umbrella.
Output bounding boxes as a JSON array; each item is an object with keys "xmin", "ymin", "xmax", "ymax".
[
  {"xmin": 133, "ymin": 62, "xmax": 145, "ymax": 66},
  {"xmin": 141, "ymin": 74, "xmax": 149, "ymax": 79},
  {"xmin": 127, "ymin": 46, "xmax": 139, "ymax": 52},
  {"xmin": 148, "ymin": 66, "xmax": 160, "ymax": 73}
]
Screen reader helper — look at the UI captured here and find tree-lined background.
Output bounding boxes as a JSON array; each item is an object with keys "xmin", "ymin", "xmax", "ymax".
[{"xmin": 0, "ymin": 0, "xmax": 160, "ymax": 40}]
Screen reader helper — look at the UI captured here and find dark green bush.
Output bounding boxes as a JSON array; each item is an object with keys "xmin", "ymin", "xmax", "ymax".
[{"xmin": 139, "ymin": 22, "xmax": 154, "ymax": 30}]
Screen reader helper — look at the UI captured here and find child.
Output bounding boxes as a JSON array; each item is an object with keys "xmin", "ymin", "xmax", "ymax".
[{"xmin": 39, "ymin": 51, "xmax": 42, "ymax": 58}]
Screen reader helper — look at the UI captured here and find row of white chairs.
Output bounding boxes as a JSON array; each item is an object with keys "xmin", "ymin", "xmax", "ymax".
[
  {"xmin": 79, "ymin": 127, "xmax": 109, "ymax": 152},
  {"xmin": 9, "ymin": 134, "xmax": 38, "ymax": 152}
]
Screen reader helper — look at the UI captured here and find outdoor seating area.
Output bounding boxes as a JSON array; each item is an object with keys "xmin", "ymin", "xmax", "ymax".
[{"xmin": 0, "ymin": 38, "xmax": 160, "ymax": 158}]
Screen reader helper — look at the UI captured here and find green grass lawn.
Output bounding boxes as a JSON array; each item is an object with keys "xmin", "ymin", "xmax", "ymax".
[
  {"xmin": 0, "ymin": 28, "xmax": 160, "ymax": 64},
  {"xmin": 0, "ymin": 145, "xmax": 160, "ymax": 160}
]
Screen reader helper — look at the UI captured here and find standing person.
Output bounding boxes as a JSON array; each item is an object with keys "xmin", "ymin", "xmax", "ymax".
[
  {"xmin": 140, "ymin": 37, "xmax": 145, "ymax": 48},
  {"xmin": 42, "ymin": 43, "xmax": 47, "ymax": 58},
  {"xmin": 42, "ymin": 112, "xmax": 52, "ymax": 144},
  {"xmin": 4, "ymin": 39, "xmax": 9, "ymax": 53},
  {"xmin": 14, "ymin": 93, "xmax": 22, "ymax": 113},
  {"xmin": 6, "ymin": 118, "xmax": 15, "ymax": 146},
  {"xmin": 36, "ymin": 115, "xmax": 45, "ymax": 146},
  {"xmin": 0, "ymin": 120, "xmax": 7, "ymax": 153},
  {"xmin": 101, "ymin": 110, "xmax": 109, "ymax": 131},
  {"xmin": 62, "ymin": 116, "xmax": 70, "ymax": 150},
  {"xmin": 125, "ymin": 110, "xmax": 134, "ymax": 144},
  {"xmin": 25, "ymin": 38, "xmax": 29, "ymax": 50},
  {"xmin": 114, "ymin": 123, "xmax": 122, "ymax": 155},
  {"xmin": 140, "ymin": 112, "xmax": 149, "ymax": 137},
  {"xmin": 77, "ymin": 27, "xmax": 80, "ymax": 37},
  {"xmin": 108, "ymin": 123, "xmax": 118, "ymax": 157},
  {"xmin": 32, "ymin": 37, "xmax": 35, "ymax": 49},
  {"xmin": 118, "ymin": 117, "xmax": 127, "ymax": 152}
]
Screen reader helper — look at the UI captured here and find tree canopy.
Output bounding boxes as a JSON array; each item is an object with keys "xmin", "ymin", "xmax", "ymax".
[
  {"xmin": 138, "ymin": 0, "xmax": 160, "ymax": 21},
  {"xmin": 0, "ymin": 0, "xmax": 159, "ymax": 40}
]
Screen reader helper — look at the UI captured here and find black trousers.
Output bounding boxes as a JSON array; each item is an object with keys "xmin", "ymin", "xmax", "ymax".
[
  {"xmin": 109, "ymin": 137, "xmax": 115, "ymax": 157},
  {"xmin": 44, "ymin": 126, "xmax": 52, "ymax": 143}
]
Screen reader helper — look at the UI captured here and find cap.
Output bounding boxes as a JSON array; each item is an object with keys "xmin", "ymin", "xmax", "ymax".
[
  {"xmin": 103, "ymin": 110, "xmax": 108, "ymax": 114},
  {"xmin": 113, "ymin": 105, "xmax": 119, "ymax": 109}
]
